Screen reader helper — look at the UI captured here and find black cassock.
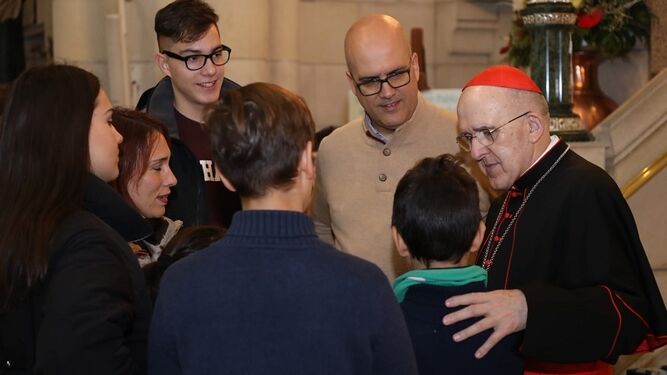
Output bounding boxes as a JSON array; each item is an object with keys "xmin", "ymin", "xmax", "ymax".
[{"xmin": 477, "ymin": 139, "xmax": 667, "ymax": 366}]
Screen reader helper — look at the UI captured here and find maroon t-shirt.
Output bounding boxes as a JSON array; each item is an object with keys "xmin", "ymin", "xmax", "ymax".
[{"xmin": 175, "ymin": 109, "xmax": 241, "ymax": 228}]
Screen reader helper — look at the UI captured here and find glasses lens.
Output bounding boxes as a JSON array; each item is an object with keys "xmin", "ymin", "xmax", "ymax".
[
  {"xmin": 211, "ymin": 50, "xmax": 230, "ymax": 66},
  {"xmin": 387, "ymin": 70, "xmax": 410, "ymax": 89},
  {"xmin": 186, "ymin": 55, "xmax": 206, "ymax": 70},
  {"xmin": 478, "ymin": 129, "xmax": 495, "ymax": 146},
  {"xmin": 358, "ymin": 81, "xmax": 380, "ymax": 96}
]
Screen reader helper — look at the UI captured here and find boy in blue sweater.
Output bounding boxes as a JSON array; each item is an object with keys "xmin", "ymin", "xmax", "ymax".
[
  {"xmin": 149, "ymin": 82, "xmax": 418, "ymax": 375},
  {"xmin": 391, "ymin": 154, "xmax": 523, "ymax": 374}
]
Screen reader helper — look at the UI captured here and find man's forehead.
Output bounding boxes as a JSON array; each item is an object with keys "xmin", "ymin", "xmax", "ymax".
[
  {"xmin": 347, "ymin": 34, "xmax": 410, "ymax": 74},
  {"xmin": 350, "ymin": 51, "xmax": 410, "ymax": 79},
  {"xmin": 462, "ymin": 84, "xmax": 521, "ymax": 103},
  {"xmin": 457, "ymin": 88, "xmax": 515, "ymax": 129},
  {"xmin": 352, "ymin": 61, "xmax": 409, "ymax": 80}
]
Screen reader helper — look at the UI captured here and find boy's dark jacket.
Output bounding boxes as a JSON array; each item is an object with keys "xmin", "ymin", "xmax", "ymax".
[{"xmin": 136, "ymin": 76, "xmax": 240, "ymax": 227}]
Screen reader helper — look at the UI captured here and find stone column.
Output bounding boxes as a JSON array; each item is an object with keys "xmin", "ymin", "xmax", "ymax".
[
  {"xmin": 213, "ymin": 0, "xmax": 270, "ymax": 85},
  {"xmin": 123, "ymin": 0, "xmax": 167, "ymax": 105},
  {"xmin": 52, "ymin": 0, "xmax": 109, "ymax": 84},
  {"xmin": 269, "ymin": 0, "xmax": 299, "ymax": 92}
]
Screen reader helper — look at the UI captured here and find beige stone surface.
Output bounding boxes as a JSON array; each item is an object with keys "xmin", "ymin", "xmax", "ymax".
[
  {"xmin": 53, "ymin": 0, "xmax": 108, "ymax": 62},
  {"xmin": 219, "ymin": 0, "xmax": 270, "ymax": 60},
  {"xmin": 128, "ymin": 62, "xmax": 161, "ymax": 105},
  {"xmin": 645, "ymin": 0, "xmax": 667, "ymax": 75},
  {"xmin": 298, "ymin": 63, "xmax": 349, "ymax": 129},
  {"xmin": 455, "ymin": 0, "xmax": 499, "ymax": 21},
  {"xmin": 451, "ymin": 29, "xmax": 495, "ymax": 54},
  {"xmin": 269, "ymin": 0, "xmax": 300, "ymax": 91},
  {"xmin": 593, "ymin": 66, "xmax": 667, "ymax": 187},
  {"xmin": 435, "ymin": 62, "xmax": 488, "ymax": 88},
  {"xmin": 124, "ymin": 0, "xmax": 162, "ymax": 61},
  {"xmin": 298, "ymin": 2, "xmax": 356, "ymax": 64},
  {"xmin": 611, "ymin": 117, "xmax": 667, "ymax": 190},
  {"xmin": 225, "ymin": 58, "xmax": 271, "ymax": 85},
  {"xmin": 270, "ymin": 0, "xmax": 299, "ymax": 61},
  {"xmin": 434, "ymin": 1, "xmax": 512, "ymax": 89},
  {"xmin": 271, "ymin": 60, "xmax": 301, "ymax": 93},
  {"xmin": 358, "ymin": 2, "xmax": 436, "ymax": 64},
  {"xmin": 435, "ymin": 2, "xmax": 458, "ymax": 63}
]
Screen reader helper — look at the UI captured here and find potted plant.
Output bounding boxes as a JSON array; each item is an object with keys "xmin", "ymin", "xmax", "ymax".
[{"xmin": 504, "ymin": 0, "xmax": 651, "ymax": 130}]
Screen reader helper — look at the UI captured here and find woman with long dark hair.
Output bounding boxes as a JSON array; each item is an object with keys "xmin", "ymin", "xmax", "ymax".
[{"xmin": 0, "ymin": 64, "xmax": 151, "ymax": 374}]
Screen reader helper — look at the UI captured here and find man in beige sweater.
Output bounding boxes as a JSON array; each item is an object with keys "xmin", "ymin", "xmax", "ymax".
[{"xmin": 312, "ymin": 14, "xmax": 488, "ymax": 280}]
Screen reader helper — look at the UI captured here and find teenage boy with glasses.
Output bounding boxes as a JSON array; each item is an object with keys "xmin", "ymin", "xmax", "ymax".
[
  {"xmin": 137, "ymin": 0, "xmax": 241, "ymax": 229},
  {"xmin": 312, "ymin": 14, "xmax": 490, "ymax": 281}
]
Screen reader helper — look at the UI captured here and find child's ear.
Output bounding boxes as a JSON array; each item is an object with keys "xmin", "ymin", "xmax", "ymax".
[
  {"xmin": 469, "ymin": 220, "xmax": 486, "ymax": 254},
  {"xmin": 218, "ymin": 173, "xmax": 237, "ymax": 192},
  {"xmin": 391, "ymin": 226, "xmax": 410, "ymax": 258},
  {"xmin": 299, "ymin": 141, "xmax": 315, "ymax": 180}
]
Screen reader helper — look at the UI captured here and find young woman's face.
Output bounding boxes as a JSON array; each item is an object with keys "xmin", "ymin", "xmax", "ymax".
[
  {"xmin": 89, "ymin": 90, "xmax": 123, "ymax": 182},
  {"xmin": 127, "ymin": 133, "xmax": 177, "ymax": 218}
]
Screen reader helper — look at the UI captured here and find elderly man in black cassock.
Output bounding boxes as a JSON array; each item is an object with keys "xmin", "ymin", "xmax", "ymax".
[{"xmin": 443, "ymin": 65, "xmax": 667, "ymax": 375}]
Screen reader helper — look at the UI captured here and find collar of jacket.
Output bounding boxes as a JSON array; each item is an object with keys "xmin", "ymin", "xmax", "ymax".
[
  {"xmin": 143, "ymin": 76, "xmax": 241, "ymax": 140},
  {"xmin": 83, "ymin": 174, "xmax": 152, "ymax": 242}
]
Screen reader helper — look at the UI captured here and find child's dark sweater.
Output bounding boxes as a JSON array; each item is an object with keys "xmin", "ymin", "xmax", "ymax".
[{"xmin": 394, "ymin": 267, "xmax": 523, "ymax": 375}]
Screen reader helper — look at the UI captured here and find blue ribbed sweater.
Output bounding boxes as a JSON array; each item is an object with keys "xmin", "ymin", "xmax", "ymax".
[{"xmin": 149, "ymin": 210, "xmax": 418, "ymax": 375}]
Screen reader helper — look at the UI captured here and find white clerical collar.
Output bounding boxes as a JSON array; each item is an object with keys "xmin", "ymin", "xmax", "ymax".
[{"xmin": 524, "ymin": 135, "xmax": 560, "ymax": 174}]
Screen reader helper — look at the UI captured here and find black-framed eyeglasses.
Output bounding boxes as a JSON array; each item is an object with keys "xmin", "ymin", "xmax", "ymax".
[
  {"xmin": 456, "ymin": 111, "xmax": 530, "ymax": 152},
  {"xmin": 160, "ymin": 44, "xmax": 232, "ymax": 71},
  {"xmin": 353, "ymin": 63, "xmax": 412, "ymax": 96}
]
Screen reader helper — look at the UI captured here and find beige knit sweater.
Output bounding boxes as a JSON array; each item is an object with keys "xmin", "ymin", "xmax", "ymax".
[{"xmin": 313, "ymin": 94, "xmax": 488, "ymax": 280}]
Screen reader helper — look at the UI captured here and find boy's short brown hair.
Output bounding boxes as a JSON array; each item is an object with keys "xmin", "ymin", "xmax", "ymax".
[{"xmin": 207, "ymin": 82, "xmax": 315, "ymax": 198}]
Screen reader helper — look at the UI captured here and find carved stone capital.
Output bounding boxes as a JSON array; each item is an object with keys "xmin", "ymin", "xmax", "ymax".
[
  {"xmin": 522, "ymin": 12, "xmax": 577, "ymax": 26},
  {"xmin": 550, "ymin": 116, "xmax": 586, "ymax": 132},
  {"xmin": 527, "ymin": 0, "xmax": 572, "ymax": 4}
]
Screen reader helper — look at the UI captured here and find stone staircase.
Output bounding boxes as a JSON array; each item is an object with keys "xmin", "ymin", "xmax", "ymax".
[{"xmin": 592, "ymin": 66, "xmax": 667, "ymax": 299}]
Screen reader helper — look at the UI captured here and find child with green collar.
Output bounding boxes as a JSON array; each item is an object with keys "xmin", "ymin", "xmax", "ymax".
[{"xmin": 392, "ymin": 154, "xmax": 522, "ymax": 375}]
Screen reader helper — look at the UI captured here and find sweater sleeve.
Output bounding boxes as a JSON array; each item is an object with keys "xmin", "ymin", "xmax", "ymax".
[
  {"xmin": 35, "ymin": 229, "xmax": 140, "ymax": 375},
  {"xmin": 369, "ymin": 278, "xmax": 419, "ymax": 375},
  {"xmin": 519, "ymin": 175, "xmax": 658, "ymax": 363}
]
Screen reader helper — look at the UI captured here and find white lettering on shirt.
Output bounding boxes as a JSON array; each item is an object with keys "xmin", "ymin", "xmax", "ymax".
[{"xmin": 199, "ymin": 160, "xmax": 224, "ymax": 182}]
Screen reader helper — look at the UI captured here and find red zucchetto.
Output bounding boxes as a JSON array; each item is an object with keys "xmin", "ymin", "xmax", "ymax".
[{"xmin": 463, "ymin": 65, "xmax": 543, "ymax": 94}]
